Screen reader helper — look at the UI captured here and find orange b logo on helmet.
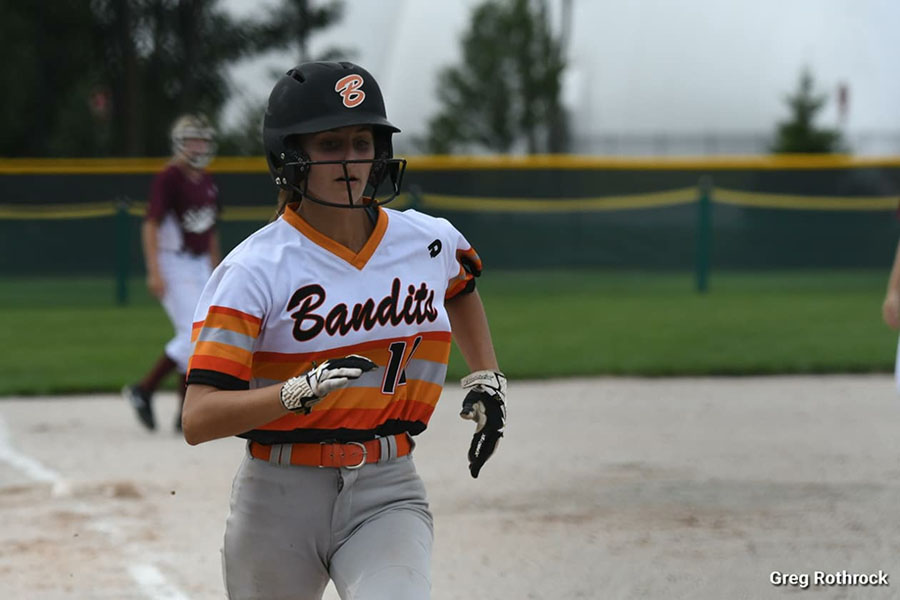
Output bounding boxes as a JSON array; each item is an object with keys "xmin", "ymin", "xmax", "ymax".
[{"xmin": 335, "ymin": 74, "xmax": 365, "ymax": 108}]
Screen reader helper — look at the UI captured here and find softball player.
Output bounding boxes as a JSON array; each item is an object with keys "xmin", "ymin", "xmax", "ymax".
[
  {"xmin": 182, "ymin": 62, "xmax": 506, "ymax": 599},
  {"xmin": 124, "ymin": 114, "xmax": 221, "ymax": 431}
]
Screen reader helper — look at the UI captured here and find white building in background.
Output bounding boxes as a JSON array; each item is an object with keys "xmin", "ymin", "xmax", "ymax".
[{"xmin": 223, "ymin": 0, "xmax": 900, "ymax": 156}]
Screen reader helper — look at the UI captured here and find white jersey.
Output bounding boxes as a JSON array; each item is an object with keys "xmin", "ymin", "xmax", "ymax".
[{"xmin": 187, "ymin": 205, "xmax": 481, "ymax": 444}]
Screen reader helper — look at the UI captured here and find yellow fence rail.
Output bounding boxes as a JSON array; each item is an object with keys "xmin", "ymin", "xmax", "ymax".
[{"xmin": 0, "ymin": 187, "xmax": 895, "ymax": 220}]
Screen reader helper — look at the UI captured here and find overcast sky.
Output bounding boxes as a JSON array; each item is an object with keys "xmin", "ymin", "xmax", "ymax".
[{"xmin": 220, "ymin": 0, "xmax": 900, "ymax": 151}]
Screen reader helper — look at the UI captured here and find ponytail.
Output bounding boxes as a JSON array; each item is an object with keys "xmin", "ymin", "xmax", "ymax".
[{"xmin": 271, "ymin": 188, "xmax": 298, "ymax": 222}]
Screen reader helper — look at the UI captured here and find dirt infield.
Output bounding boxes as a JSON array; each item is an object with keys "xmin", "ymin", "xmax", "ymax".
[{"xmin": 1, "ymin": 376, "xmax": 899, "ymax": 599}]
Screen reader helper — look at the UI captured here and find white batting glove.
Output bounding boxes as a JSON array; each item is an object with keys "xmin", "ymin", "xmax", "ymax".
[
  {"xmin": 280, "ymin": 354, "xmax": 377, "ymax": 414},
  {"xmin": 460, "ymin": 370, "xmax": 507, "ymax": 478}
]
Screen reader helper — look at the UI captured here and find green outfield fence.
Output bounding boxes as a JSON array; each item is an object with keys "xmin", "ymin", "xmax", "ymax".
[{"xmin": 1, "ymin": 155, "xmax": 899, "ymax": 304}]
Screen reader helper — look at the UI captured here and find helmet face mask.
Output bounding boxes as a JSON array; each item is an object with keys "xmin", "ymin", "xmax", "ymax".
[
  {"xmin": 171, "ymin": 114, "xmax": 216, "ymax": 169},
  {"xmin": 277, "ymin": 138, "xmax": 407, "ymax": 209},
  {"xmin": 263, "ymin": 62, "xmax": 406, "ymax": 208}
]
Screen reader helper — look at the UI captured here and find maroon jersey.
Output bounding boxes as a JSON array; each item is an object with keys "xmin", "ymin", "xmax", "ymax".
[{"xmin": 147, "ymin": 164, "xmax": 219, "ymax": 255}]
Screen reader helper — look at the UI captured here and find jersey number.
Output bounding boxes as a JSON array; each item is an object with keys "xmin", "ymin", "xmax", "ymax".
[{"xmin": 382, "ymin": 336, "xmax": 423, "ymax": 394}]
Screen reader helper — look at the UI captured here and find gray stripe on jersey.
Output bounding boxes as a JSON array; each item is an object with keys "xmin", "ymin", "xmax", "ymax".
[
  {"xmin": 350, "ymin": 369, "xmax": 388, "ymax": 389},
  {"xmin": 197, "ymin": 327, "xmax": 255, "ymax": 352},
  {"xmin": 250, "ymin": 358, "xmax": 447, "ymax": 391},
  {"xmin": 253, "ymin": 370, "xmax": 384, "ymax": 390},
  {"xmin": 402, "ymin": 358, "xmax": 448, "ymax": 387},
  {"xmin": 343, "ymin": 359, "xmax": 447, "ymax": 390}
]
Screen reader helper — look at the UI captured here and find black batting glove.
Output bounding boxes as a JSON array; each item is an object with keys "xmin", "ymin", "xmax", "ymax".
[{"xmin": 460, "ymin": 370, "xmax": 507, "ymax": 478}]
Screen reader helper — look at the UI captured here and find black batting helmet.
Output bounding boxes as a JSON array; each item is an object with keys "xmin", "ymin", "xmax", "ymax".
[{"xmin": 263, "ymin": 61, "xmax": 406, "ymax": 208}]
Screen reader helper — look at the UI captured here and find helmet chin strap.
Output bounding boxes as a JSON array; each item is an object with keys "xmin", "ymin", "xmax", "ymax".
[
  {"xmin": 295, "ymin": 184, "xmax": 368, "ymax": 209},
  {"xmin": 282, "ymin": 179, "xmax": 365, "ymax": 210}
]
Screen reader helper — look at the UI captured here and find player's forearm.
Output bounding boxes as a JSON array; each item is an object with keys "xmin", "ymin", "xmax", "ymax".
[
  {"xmin": 446, "ymin": 289, "xmax": 499, "ymax": 372},
  {"xmin": 141, "ymin": 220, "xmax": 161, "ymax": 274},
  {"xmin": 182, "ymin": 384, "xmax": 288, "ymax": 445}
]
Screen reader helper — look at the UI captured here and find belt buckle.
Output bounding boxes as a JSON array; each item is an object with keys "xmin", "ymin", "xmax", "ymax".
[
  {"xmin": 319, "ymin": 440, "xmax": 367, "ymax": 469},
  {"xmin": 345, "ymin": 441, "xmax": 367, "ymax": 469}
]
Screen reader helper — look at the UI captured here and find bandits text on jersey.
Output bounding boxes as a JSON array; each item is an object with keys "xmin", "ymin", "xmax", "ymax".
[{"xmin": 289, "ymin": 278, "xmax": 438, "ymax": 342}]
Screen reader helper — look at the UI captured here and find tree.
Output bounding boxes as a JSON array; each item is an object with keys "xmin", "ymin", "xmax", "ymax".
[
  {"xmin": 217, "ymin": 100, "xmax": 266, "ymax": 156},
  {"xmin": 772, "ymin": 68, "xmax": 844, "ymax": 154},
  {"xmin": 90, "ymin": 0, "xmax": 280, "ymax": 157},
  {"xmin": 423, "ymin": 0, "xmax": 567, "ymax": 154},
  {"xmin": 0, "ymin": 2, "xmax": 108, "ymax": 157},
  {"xmin": 254, "ymin": 0, "xmax": 349, "ymax": 63},
  {"xmin": 0, "ymin": 0, "xmax": 349, "ymax": 158},
  {"xmin": 218, "ymin": 0, "xmax": 351, "ymax": 155}
]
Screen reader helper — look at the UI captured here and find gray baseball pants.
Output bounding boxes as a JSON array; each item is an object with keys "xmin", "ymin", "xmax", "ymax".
[{"xmin": 222, "ymin": 443, "xmax": 433, "ymax": 600}]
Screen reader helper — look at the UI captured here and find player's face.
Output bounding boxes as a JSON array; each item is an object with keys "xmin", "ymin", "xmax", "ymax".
[
  {"xmin": 182, "ymin": 138, "xmax": 211, "ymax": 159},
  {"xmin": 302, "ymin": 126, "xmax": 375, "ymax": 205},
  {"xmin": 179, "ymin": 137, "xmax": 214, "ymax": 169}
]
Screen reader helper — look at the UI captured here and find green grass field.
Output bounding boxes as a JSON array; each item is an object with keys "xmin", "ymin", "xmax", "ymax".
[{"xmin": 0, "ymin": 270, "xmax": 895, "ymax": 396}]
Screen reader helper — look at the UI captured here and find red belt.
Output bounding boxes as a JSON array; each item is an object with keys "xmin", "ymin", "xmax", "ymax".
[{"xmin": 248, "ymin": 434, "xmax": 412, "ymax": 469}]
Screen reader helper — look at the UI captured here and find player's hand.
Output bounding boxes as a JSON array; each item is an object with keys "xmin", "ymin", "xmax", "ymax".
[
  {"xmin": 147, "ymin": 271, "xmax": 166, "ymax": 299},
  {"xmin": 460, "ymin": 370, "xmax": 506, "ymax": 478},
  {"xmin": 884, "ymin": 291, "xmax": 900, "ymax": 329},
  {"xmin": 280, "ymin": 355, "xmax": 377, "ymax": 414}
]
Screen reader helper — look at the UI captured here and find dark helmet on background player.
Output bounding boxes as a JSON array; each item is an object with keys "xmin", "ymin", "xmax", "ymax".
[
  {"xmin": 171, "ymin": 114, "xmax": 216, "ymax": 169},
  {"xmin": 263, "ymin": 61, "xmax": 406, "ymax": 208}
]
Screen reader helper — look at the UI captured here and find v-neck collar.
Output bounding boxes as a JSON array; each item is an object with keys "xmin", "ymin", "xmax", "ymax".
[{"xmin": 282, "ymin": 204, "xmax": 388, "ymax": 270}]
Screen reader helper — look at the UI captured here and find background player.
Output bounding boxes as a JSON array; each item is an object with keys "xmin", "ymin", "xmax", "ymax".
[
  {"xmin": 181, "ymin": 61, "xmax": 506, "ymax": 599},
  {"xmin": 124, "ymin": 114, "xmax": 221, "ymax": 432}
]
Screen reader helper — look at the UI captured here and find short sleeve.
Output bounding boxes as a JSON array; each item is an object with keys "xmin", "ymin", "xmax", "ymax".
[
  {"xmin": 146, "ymin": 168, "xmax": 174, "ymax": 222},
  {"xmin": 187, "ymin": 262, "xmax": 269, "ymax": 390},
  {"xmin": 444, "ymin": 223, "xmax": 483, "ymax": 300}
]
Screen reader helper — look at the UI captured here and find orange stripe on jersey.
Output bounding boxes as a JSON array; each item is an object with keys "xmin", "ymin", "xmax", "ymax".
[
  {"xmin": 316, "ymin": 400, "xmax": 436, "ymax": 430},
  {"xmin": 446, "ymin": 246, "xmax": 482, "ymax": 299},
  {"xmin": 446, "ymin": 265, "xmax": 472, "ymax": 299},
  {"xmin": 249, "ymin": 351, "xmax": 445, "ymax": 434},
  {"xmin": 201, "ymin": 306, "xmax": 263, "ymax": 337},
  {"xmin": 192, "ymin": 340, "xmax": 252, "ymax": 369},
  {"xmin": 254, "ymin": 330, "xmax": 451, "ymax": 363},
  {"xmin": 322, "ymin": 380, "xmax": 442, "ymax": 411},
  {"xmin": 253, "ymin": 337, "xmax": 450, "ymax": 370},
  {"xmin": 191, "ymin": 321, "xmax": 204, "ymax": 343},
  {"xmin": 259, "ymin": 398, "xmax": 438, "ymax": 432},
  {"xmin": 208, "ymin": 305, "xmax": 263, "ymax": 326},
  {"xmin": 457, "ymin": 246, "xmax": 482, "ymax": 271},
  {"xmin": 251, "ymin": 333, "xmax": 451, "ymax": 381},
  {"xmin": 188, "ymin": 355, "xmax": 252, "ymax": 381}
]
